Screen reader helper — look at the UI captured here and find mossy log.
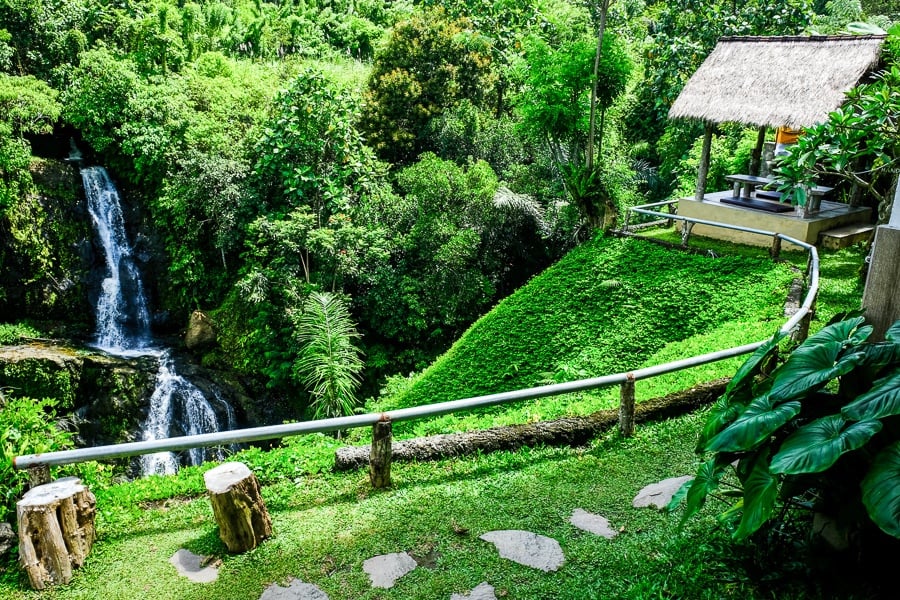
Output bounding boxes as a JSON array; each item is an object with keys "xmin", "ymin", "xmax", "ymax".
[
  {"xmin": 17, "ymin": 477, "xmax": 96, "ymax": 590},
  {"xmin": 204, "ymin": 462, "xmax": 272, "ymax": 552},
  {"xmin": 334, "ymin": 378, "xmax": 729, "ymax": 471}
]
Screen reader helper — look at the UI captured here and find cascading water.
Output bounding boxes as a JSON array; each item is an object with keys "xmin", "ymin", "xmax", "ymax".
[
  {"xmin": 82, "ymin": 166, "xmax": 152, "ymax": 353},
  {"xmin": 82, "ymin": 165, "xmax": 235, "ymax": 475}
]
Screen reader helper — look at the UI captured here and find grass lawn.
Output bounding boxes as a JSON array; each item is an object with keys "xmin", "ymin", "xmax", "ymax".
[
  {"xmin": 0, "ymin": 411, "xmax": 863, "ymax": 600},
  {"xmin": 0, "ymin": 235, "xmax": 872, "ymax": 599}
]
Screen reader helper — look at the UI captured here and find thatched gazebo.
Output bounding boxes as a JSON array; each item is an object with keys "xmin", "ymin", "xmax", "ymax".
[{"xmin": 669, "ymin": 35, "xmax": 885, "ymax": 201}]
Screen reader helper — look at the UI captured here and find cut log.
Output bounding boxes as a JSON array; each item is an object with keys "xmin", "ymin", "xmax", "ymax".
[
  {"xmin": 204, "ymin": 462, "xmax": 272, "ymax": 552},
  {"xmin": 16, "ymin": 477, "xmax": 96, "ymax": 590},
  {"xmin": 334, "ymin": 378, "xmax": 729, "ymax": 471}
]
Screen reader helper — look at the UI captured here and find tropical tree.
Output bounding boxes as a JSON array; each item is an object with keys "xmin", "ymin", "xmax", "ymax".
[
  {"xmin": 293, "ymin": 291, "xmax": 364, "ymax": 420},
  {"xmin": 775, "ymin": 35, "xmax": 900, "ymax": 220},
  {"xmin": 360, "ymin": 8, "xmax": 496, "ymax": 165}
]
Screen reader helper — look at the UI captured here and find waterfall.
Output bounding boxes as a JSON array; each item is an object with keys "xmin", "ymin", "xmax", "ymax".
[
  {"xmin": 82, "ymin": 165, "xmax": 235, "ymax": 476},
  {"xmin": 82, "ymin": 166, "xmax": 152, "ymax": 353}
]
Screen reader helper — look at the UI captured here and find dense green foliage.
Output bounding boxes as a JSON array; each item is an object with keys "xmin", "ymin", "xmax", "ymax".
[
  {"xmin": 0, "ymin": 395, "xmax": 73, "ymax": 522},
  {"xmin": 675, "ymin": 316, "xmax": 900, "ymax": 553},
  {"xmin": 775, "ymin": 40, "xmax": 900, "ymax": 218}
]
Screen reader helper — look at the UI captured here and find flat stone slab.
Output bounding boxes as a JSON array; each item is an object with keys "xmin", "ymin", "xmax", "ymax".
[
  {"xmin": 632, "ymin": 475, "xmax": 693, "ymax": 509},
  {"xmin": 169, "ymin": 549, "xmax": 219, "ymax": 583},
  {"xmin": 363, "ymin": 552, "xmax": 418, "ymax": 588},
  {"xmin": 260, "ymin": 579, "xmax": 329, "ymax": 600},
  {"xmin": 569, "ymin": 509, "xmax": 618, "ymax": 539},
  {"xmin": 479, "ymin": 530, "xmax": 564, "ymax": 572},
  {"xmin": 451, "ymin": 582, "xmax": 497, "ymax": 600}
]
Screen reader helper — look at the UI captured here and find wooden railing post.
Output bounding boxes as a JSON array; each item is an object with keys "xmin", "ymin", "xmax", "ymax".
[
  {"xmin": 28, "ymin": 465, "xmax": 51, "ymax": 488},
  {"xmin": 770, "ymin": 235, "xmax": 782, "ymax": 260},
  {"xmin": 680, "ymin": 222, "xmax": 694, "ymax": 247},
  {"xmin": 619, "ymin": 373, "xmax": 636, "ymax": 437},
  {"xmin": 793, "ymin": 296, "xmax": 816, "ymax": 345},
  {"xmin": 370, "ymin": 415, "xmax": 392, "ymax": 489}
]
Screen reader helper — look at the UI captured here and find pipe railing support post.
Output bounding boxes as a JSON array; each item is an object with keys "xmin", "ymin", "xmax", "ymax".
[
  {"xmin": 369, "ymin": 415, "xmax": 393, "ymax": 489},
  {"xmin": 619, "ymin": 374, "xmax": 636, "ymax": 438}
]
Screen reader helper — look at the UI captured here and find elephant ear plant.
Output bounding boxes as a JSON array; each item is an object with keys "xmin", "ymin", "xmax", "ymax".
[{"xmin": 671, "ymin": 315, "xmax": 900, "ymax": 542}]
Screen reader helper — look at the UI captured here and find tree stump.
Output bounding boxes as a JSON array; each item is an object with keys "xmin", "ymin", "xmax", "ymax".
[
  {"xmin": 204, "ymin": 462, "xmax": 272, "ymax": 552},
  {"xmin": 370, "ymin": 418, "xmax": 393, "ymax": 489},
  {"xmin": 17, "ymin": 477, "xmax": 96, "ymax": 590}
]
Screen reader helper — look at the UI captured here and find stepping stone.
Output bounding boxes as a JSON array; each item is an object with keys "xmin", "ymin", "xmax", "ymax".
[
  {"xmin": 259, "ymin": 578, "xmax": 329, "ymax": 600},
  {"xmin": 569, "ymin": 509, "xmax": 618, "ymax": 539},
  {"xmin": 363, "ymin": 552, "xmax": 417, "ymax": 588},
  {"xmin": 451, "ymin": 582, "xmax": 497, "ymax": 600},
  {"xmin": 632, "ymin": 475, "xmax": 693, "ymax": 509},
  {"xmin": 479, "ymin": 530, "xmax": 564, "ymax": 572},
  {"xmin": 169, "ymin": 549, "xmax": 219, "ymax": 583}
]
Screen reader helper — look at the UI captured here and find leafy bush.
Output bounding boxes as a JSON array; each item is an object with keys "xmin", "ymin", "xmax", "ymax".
[
  {"xmin": 674, "ymin": 315, "xmax": 900, "ymax": 545},
  {"xmin": 0, "ymin": 395, "xmax": 74, "ymax": 522},
  {"xmin": 0, "ymin": 323, "xmax": 41, "ymax": 345}
]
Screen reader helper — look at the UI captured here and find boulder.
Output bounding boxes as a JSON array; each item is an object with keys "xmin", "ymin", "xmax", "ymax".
[{"xmin": 185, "ymin": 311, "xmax": 217, "ymax": 351}]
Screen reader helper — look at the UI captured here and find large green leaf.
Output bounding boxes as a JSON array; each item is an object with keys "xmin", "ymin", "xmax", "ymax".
[
  {"xmin": 734, "ymin": 449, "xmax": 779, "ymax": 540},
  {"xmin": 886, "ymin": 319, "xmax": 900, "ymax": 343},
  {"xmin": 862, "ymin": 442, "xmax": 900, "ymax": 539},
  {"xmin": 843, "ymin": 368, "xmax": 900, "ymax": 421},
  {"xmin": 770, "ymin": 415, "xmax": 882, "ymax": 474},
  {"xmin": 804, "ymin": 316, "xmax": 868, "ymax": 346},
  {"xmin": 705, "ymin": 395, "xmax": 801, "ymax": 453},
  {"xmin": 674, "ymin": 457, "xmax": 730, "ymax": 524},
  {"xmin": 723, "ymin": 330, "xmax": 785, "ymax": 399},
  {"xmin": 768, "ymin": 340, "xmax": 866, "ymax": 403},
  {"xmin": 696, "ymin": 396, "xmax": 748, "ymax": 452}
]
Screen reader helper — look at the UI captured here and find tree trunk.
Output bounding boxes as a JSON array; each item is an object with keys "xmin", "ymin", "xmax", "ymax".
[
  {"xmin": 17, "ymin": 477, "xmax": 96, "ymax": 590},
  {"xmin": 204, "ymin": 462, "xmax": 272, "ymax": 553},
  {"xmin": 334, "ymin": 378, "xmax": 729, "ymax": 471}
]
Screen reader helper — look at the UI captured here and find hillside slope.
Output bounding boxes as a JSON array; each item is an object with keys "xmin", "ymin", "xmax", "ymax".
[{"xmin": 371, "ymin": 235, "xmax": 794, "ymax": 420}]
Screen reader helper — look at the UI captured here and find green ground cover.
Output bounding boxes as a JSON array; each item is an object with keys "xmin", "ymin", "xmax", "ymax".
[
  {"xmin": 0, "ymin": 412, "xmax": 862, "ymax": 600},
  {"xmin": 0, "ymin": 236, "xmax": 869, "ymax": 599}
]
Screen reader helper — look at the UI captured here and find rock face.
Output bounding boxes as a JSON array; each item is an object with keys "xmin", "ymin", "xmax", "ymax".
[
  {"xmin": 0, "ymin": 158, "xmax": 94, "ymax": 325},
  {"xmin": 0, "ymin": 522, "xmax": 15, "ymax": 558},
  {"xmin": 0, "ymin": 342, "xmax": 248, "ymax": 455},
  {"xmin": 0, "ymin": 343, "xmax": 157, "ymax": 448},
  {"xmin": 185, "ymin": 310, "xmax": 217, "ymax": 351}
]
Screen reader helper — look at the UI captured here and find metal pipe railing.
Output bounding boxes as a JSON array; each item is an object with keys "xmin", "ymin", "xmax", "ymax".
[{"xmin": 14, "ymin": 210, "xmax": 819, "ymax": 470}]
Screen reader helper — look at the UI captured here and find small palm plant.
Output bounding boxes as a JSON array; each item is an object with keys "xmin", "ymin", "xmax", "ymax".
[
  {"xmin": 293, "ymin": 291, "xmax": 364, "ymax": 421},
  {"xmin": 672, "ymin": 315, "xmax": 900, "ymax": 543}
]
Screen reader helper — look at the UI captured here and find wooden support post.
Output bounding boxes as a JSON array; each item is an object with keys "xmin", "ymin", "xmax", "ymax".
[
  {"xmin": 204, "ymin": 462, "xmax": 272, "ymax": 553},
  {"xmin": 770, "ymin": 235, "xmax": 782, "ymax": 260},
  {"xmin": 750, "ymin": 126, "xmax": 766, "ymax": 176},
  {"xmin": 370, "ymin": 416, "xmax": 393, "ymax": 489},
  {"xmin": 17, "ymin": 477, "xmax": 96, "ymax": 590},
  {"xmin": 27, "ymin": 465, "xmax": 51, "ymax": 488},
  {"xmin": 680, "ymin": 222, "xmax": 694, "ymax": 247},
  {"xmin": 619, "ymin": 374, "xmax": 636, "ymax": 438},
  {"xmin": 862, "ymin": 178, "xmax": 900, "ymax": 341},
  {"xmin": 793, "ymin": 296, "xmax": 816, "ymax": 345},
  {"xmin": 694, "ymin": 124, "xmax": 714, "ymax": 201}
]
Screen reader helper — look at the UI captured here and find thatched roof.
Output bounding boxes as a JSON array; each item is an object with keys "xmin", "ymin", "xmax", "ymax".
[{"xmin": 668, "ymin": 35, "xmax": 885, "ymax": 128}]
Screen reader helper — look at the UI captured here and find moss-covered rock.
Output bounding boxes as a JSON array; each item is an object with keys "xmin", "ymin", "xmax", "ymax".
[{"xmin": 0, "ymin": 158, "xmax": 93, "ymax": 328}]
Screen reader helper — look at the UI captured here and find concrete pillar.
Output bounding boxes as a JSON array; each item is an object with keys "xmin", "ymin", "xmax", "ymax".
[{"xmin": 862, "ymin": 178, "xmax": 900, "ymax": 340}]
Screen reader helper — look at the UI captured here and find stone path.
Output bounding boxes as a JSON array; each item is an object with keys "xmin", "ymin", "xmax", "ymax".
[
  {"xmin": 632, "ymin": 475, "xmax": 693, "ymax": 509},
  {"xmin": 169, "ymin": 549, "xmax": 219, "ymax": 584},
  {"xmin": 167, "ymin": 475, "xmax": 690, "ymax": 598}
]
